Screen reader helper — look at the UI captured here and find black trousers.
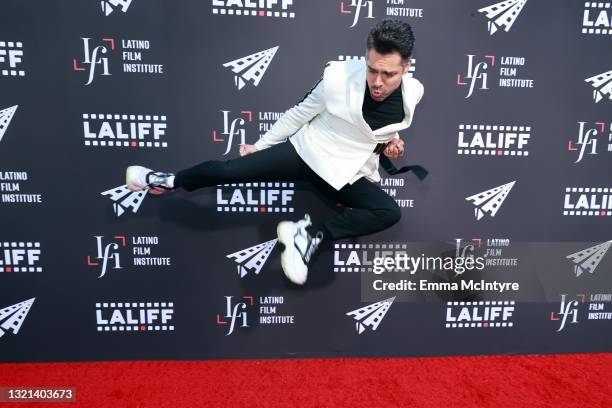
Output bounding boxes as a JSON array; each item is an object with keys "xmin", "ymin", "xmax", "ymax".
[{"xmin": 175, "ymin": 142, "xmax": 401, "ymax": 240}]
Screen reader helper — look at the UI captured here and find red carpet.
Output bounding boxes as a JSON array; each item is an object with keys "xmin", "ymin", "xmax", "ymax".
[{"xmin": 0, "ymin": 354, "xmax": 610, "ymax": 407}]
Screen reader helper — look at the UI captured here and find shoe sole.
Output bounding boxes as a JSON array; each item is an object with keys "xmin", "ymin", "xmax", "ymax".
[{"xmin": 277, "ymin": 222, "xmax": 306, "ymax": 285}]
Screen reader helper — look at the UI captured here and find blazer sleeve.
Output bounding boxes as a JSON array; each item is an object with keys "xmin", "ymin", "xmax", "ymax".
[{"xmin": 254, "ymin": 78, "xmax": 326, "ymax": 150}]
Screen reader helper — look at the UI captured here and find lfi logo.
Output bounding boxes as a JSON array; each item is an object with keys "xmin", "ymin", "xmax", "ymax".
[
  {"xmin": 213, "ymin": 110, "xmax": 253, "ymax": 155},
  {"xmin": 87, "ymin": 236, "xmax": 125, "ymax": 278},
  {"xmin": 550, "ymin": 294, "xmax": 584, "ymax": 332},
  {"xmin": 568, "ymin": 121, "xmax": 611, "ymax": 163},
  {"xmin": 73, "ymin": 37, "xmax": 115, "ymax": 85},
  {"xmin": 340, "ymin": 0, "xmax": 374, "ymax": 28},
  {"xmin": 216, "ymin": 295, "xmax": 254, "ymax": 336},
  {"xmin": 457, "ymin": 55, "xmax": 495, "ymax": 98}
]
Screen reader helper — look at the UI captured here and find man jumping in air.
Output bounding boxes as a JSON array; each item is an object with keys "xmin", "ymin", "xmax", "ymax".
[{"xmin": 125, "ymin": 19, "xmax": 425, "ymax": 285}]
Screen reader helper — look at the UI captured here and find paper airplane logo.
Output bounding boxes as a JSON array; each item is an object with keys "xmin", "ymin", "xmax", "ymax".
[
  {"xmin": 101, "ymin": 0, "xmax": 133, "ymax": 16},
  {"xmin": 223, "ymin": 46, "xmax": 279, "ymax": 90},
  {"xmin": 585, "ymin": 69, "xmax": 612, "ymax": 104},
  {"xmin": 227, "ymin": 239, "xmax": 278, "ymax": 278},
  {"xmin": 466, "ymin": 181, "xmax": 516, "ymax": 220},
  {"xmin": 0, "ymin": 105, "xmax": 18, "ymax": 142},
  {"xmin": 566, "ymin": 241, "xmax": 612, "ymax": 277},
  {"xmin": 346, "ymin": 296, "xmax": 395, "ymax": 334},
  {"xmin": 101, "ymin": 185, "xmax": 147, "ymax": 217},
  {"xmin": 0, "ymin": 298, "xmax": 35, "ymax": 338},
  {"xmin": 478, "ymin": 0, "xmax": 528, "ymax": 35}
]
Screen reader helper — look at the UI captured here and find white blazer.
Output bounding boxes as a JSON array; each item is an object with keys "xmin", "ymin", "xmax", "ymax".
[{"xmin": 254, "ymin": 59, "xmax": 424, "ymax": 191}]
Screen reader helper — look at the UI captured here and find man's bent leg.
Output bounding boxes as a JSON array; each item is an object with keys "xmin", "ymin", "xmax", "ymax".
[{"xmin": 315, "ymin": 177, "xmax": 401, "ymax": 240}]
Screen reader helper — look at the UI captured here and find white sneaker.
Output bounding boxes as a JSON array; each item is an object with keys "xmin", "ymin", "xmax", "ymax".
[
  {"xmin": 277, "ymin": 214, "xmax": 323, "ymax": 285},
  {"xmin": 126, "ymin": 166, "xmax": 175, "ymax": 195}
]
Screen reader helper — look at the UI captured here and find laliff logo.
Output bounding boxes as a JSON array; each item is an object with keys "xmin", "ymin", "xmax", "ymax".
[
  {"xmin": 466, "ymin": 181, "xmax": 516, "ymax": 220},
  {"xmin": 582, "ymin": 2, "xmax": 612, "ymax": 35},
  {"xmin": 0, "ymin": 41, "xmax": 25, "ymax": 77},
  {"xmin": 338, "ymin": 56, "xmax": 417, "ymax": 78},
  {"xmin": 0, "ymin": 298, "xmax": 35, "ymax": 338},
  {"xmin": 217, "ymin": 182, "xmax": 295, "ymax": 213},
  {"xmin": 101, "ymin": 185, "xmax": 147, "ymax": 217},
  {"xmin": 83, "ymin": 113, "xmax": 168, "ymax": 148},
  {"xmin": 340, "ymin": 0, "xmax": 374, "ymax": 28},
  {"xmin": 227, "ymin": 238, "xmax": 278, "ymax": 278},
  {"xmin": 346, "ymin": 297, "xmax": 395, "ymax": 334},
  {"xmin": 101, "ymin": 0, "xmax": 134, "ymax": 16},
  {"xmin": 96, "ymin": 302, "xmax": 174, "ymax": 332},
  {"xmin": 563, "ymin": 187, "xmax": 612, "ymax": 217},
  {"xmin": 0, "ymin": 105, "xmax": 18, "ymax": 142},
  {"xmin": 213, "ymin": 110, "xmax": 251, "ymax": 155},
  {"xmin": 223, "ymin": 46, "xmax": 279, "ymax": 91},
  {"xmin": 211, "ymin": 0, "xmax": 295, "ymax": 19},
  {"xmin": 217, "ymin": 295, "xmax": 253, "ymax": 336},
  {"xmin": 458, "ymin": 124, "xmax": 530, "ymax": 157},
  {"xmin": 566, "ymin": 241, "xmax": 612, "ymax": 277},
  {"xmin": 73, "ymin": 37, "xmax": 163, "ymax": 85},
  {"xmin": 585, "ymin": 69, "xmax": 612, "ymax": 103},
  {"xmin": 334, "ymin": 243, "xmax": 410, "ymax": 273},
  {"xmin": 550, "ymin": 294, "xmax": 583, "ymax": 332},
  {"xmin": 457, "ymin": 54, "xmax": 534, "ymax": 98},
  {"xmin": 478, "ymin": 0, "xmax": 528, "ymax": 35},
  {"xmin": 0, "ymin": 242, "xmax": 42, "ymax": 273},
  {"xmin": 569, "ymin": 121, "xmax": 612, "ymax": 163},
  {"xmin": 446, "ymin": 301, "xmax": 515, "ymax": 328}
]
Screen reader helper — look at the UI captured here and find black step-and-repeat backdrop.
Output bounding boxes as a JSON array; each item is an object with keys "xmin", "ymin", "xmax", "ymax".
[{"xmin": 1, "ymin": 0, "xmax": 611, "ymax": 362}]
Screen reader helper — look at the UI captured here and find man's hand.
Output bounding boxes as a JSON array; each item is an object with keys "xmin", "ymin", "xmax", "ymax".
[
  {"xmin": 383, "ymin": 139, "xmax": 405, "ymax": 158},
  {"xmin": 239, "ymin": 144, "xmax": 258, "ymax": 157}
]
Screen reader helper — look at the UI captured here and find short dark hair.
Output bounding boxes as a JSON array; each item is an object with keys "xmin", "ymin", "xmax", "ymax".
[{"xmin": 366, "ymin": 19, "xmax": 415, "ymax": 62}]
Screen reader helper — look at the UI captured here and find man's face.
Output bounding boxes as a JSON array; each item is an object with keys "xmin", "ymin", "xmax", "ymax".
[{"xmin": 366, "ymin": 48, "xmax": 410, "ymax": 102}]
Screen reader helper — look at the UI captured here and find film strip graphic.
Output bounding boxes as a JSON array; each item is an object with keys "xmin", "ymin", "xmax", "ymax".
[
  {"xmin": 346, "ymin": 297, "xmax": 396, "ymax": 334},
  {"xmin": 83, "ymin": 114, "xmax": 168, "ymax": 148},
  {"xmin": 0, "ymin": 242, "xmax": 42, "ymax": 273},
  {"xmin": 446, "ymin": 301, "xmax": 515, "ymax": 328},
  {"xmin": 223, "ymin": 46, "xmax": 278, "ymax": 90},
  {"xmin": 478, "ymin": 0, "xmax": 528, "ymax": 35},
  {"xmin": 0, "ymin": 41, "xmax": 25, "ymax": 76},
  {"xmin": 96, "ymin": 302, "xmax": 175, "ymax": 332},
  {"xmin": 0, "ymin": 105, "xmax": 18, "ymax": 142},
  {"xmin": 564, "ymin": 187, "xmax": 612, "ymax": 216},
  {"xmin": 212, "ymin": 8, "xmax": 295, "ymax": 18},
  {"xmin": 458, "ymin": 124, "xmax": 530, "ymax": 156},
  {"xmin": 334, "ymin": 243, "xmax": 408, "ymax": 273},
  {"xmin": 582, "ymin": 2, "xmax": 612, "ymax": 35},
  {"xmin": 217, "ymin": 182, "xmax": 295, "ymax": 213},
  {"xmin": 585, "ymin": 70, "xmax": 612, "ymax": 103},
  {"xmin": 566, "ymin": 241, "xmax": 612, "ymax": 277}
]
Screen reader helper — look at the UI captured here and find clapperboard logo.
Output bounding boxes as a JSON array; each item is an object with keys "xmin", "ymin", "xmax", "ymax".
[
  {"xmin": 566, "ymin": 241, "xmax": 612, "ymax": 277},
  {"xmin": 0, "ymin": 242, "xmax": 42, "ymax": 273},
  {"xmin": 101, "ymin": 0, "xmax": 134, "ymax": 16},
  {"xmin": 226, "ymin": 239, "xmax": 278, "ymax": 278},
  {"xmin": 585, "ymin": 69, "xmax": 612, "ymax": 103},
  {"xmin": 346, "ymin": 297, "xmax": 396, "ymax": 334},
  {"xmin": 445, "ymin": 301, "xmax": 515, "ymax": 328},
  {"xmin": 0, "ymin": 298, "xmax": 35, "ymax": 339},
  {"xmin": 96, "ymin": 302, "xmax": 174, "ymax": 332},
  {"xmin": 0, "ymin": 105, "xmax": 18, "ymax": 143},
  {"xmin": 457, "ymin": 124, "xmax": 530, "ymax": 157},
  {"xmin": 82, "ymin": 113, "xmax": 168, "ymax": 148},
  {"xmin": 216, "ymin": 182, "xmax": 295, "ymax": 213},
  {"xmin": 338, "ymin": 56, "xmax": 416, "ymax": 78},
  {"xmin": 223, "ymin": 46, "xmax": 279, "ymax": 91},
  {"xmin": 582, "ymin": 2, "xmax": 612, "ymax": 35},
  {"xmin": 101, "ymin": 185, "xmax": 147, "ymax": 217},
  {"xmin": 478, "ymin": 0, "xmax": 528, "ymax": 35},
  {"xmin": 466, "ymin": 181, "xmax": 516, "ymax": 220}
]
